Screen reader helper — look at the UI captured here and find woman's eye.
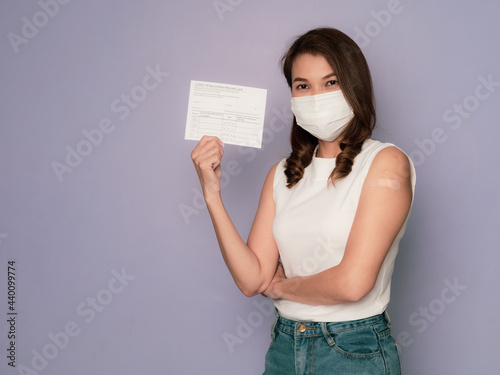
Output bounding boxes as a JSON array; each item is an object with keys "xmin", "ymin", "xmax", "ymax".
[
  {"xmin": 296, "ymin": 84, "xmax": 308, "ymax": 90},
  {"xmin": 326, "ymin": 80, "xmax": 338, "ymax": 86}
]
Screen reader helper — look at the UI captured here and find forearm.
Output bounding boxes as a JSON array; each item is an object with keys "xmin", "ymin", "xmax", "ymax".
[
  {"xmin": 273, "ymin": 265, "xmax": 371, "ymax": 305},
  {"xmin": 206, "ymin": 194, "xmax": 268, "ymax": 296},
  {"xmin": 191, "ymin": 138, "xmax": 278, "ymax": 297}
]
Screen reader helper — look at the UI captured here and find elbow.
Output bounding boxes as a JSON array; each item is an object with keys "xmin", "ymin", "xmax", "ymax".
[
  {"xmin": 341, "ymin": 279, "xmax": 375, "ymax": 303},
  {"xmin": 238, "ymin": 278, "xmax": 270, "ymax": 298},
  {"xmin": 238, "ymin": 282, "xmax": 265, "ymax": 298},
  {"xmin": 343, "ymin": 289, "xmax": 369, "ymax": 303},
  {"xmin": 240, "ymin": 288, "xmax": 259, "ymax": 298},
  {"xmin": 332, "ymin": 264, "xmax": 376, "ymax": 303}
]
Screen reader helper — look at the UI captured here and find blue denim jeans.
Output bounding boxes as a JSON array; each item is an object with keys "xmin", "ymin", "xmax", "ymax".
[{"xmin": 263, "ymin": 309, "xmax": 401, "ymax": 375}]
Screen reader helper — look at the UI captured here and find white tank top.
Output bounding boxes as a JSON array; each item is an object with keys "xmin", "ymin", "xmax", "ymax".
[{"xmin": 272, "ymin": 139, "xmax": 416, "ymax": 322}]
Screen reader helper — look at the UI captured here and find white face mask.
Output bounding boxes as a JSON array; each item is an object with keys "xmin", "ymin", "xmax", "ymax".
[{"xmin": 290, "ymin": 90, "xmax": 354, "ymax": 142}]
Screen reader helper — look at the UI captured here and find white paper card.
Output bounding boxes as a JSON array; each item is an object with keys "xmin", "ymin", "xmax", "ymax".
[{"xmin": 185, "ymin": 80, "xmax": 267, "ymax": 148}]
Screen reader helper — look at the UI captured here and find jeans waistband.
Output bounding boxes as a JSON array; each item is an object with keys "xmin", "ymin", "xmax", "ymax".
[{"xmin": 272, "ymin": 309, "xmax": 391, "ymax": 338}]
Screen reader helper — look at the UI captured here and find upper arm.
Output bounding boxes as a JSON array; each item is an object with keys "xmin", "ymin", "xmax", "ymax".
[
  {"xmin": 246, "ymin": 162, "xmax": 281, "ymax": 292},
  {"xmin": 339, "ymin": 146, "xmax": 413, "ymax": 299}
]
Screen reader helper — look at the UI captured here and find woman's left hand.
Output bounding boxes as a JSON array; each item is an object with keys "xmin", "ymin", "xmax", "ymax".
[{"xmin": 261, "ymin": 263, "xmax": 286, "ymax": 300}]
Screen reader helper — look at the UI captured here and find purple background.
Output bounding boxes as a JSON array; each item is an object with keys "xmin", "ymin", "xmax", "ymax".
[{"xmin": 1, "ymin": 1, "xmax": 499, "ymax": 374}]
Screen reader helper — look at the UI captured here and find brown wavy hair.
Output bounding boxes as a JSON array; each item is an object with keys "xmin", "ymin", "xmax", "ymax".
[{"xmin": 281, "ymin": 27, "xmax": 376, "ymax": 187}]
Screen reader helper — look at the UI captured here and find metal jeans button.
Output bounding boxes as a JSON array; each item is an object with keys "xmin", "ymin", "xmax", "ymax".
[{"xmin": 298, "ymin": 324, "xmax": 306, "ymax": 332}]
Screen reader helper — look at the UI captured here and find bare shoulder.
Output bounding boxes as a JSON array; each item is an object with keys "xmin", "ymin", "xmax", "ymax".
[
  {"xmin": 370, "ymin": 146, "xmax": 411, "ymax": 178},
  {"xmin": 261, "ymin": 161, "xmax": 283, "ymax": 193},
  {"xmin": 270, "ymin": 161, "xmax": 281, "ymax": 172},
  {"xmin": 265, "ymin": 161, "xmax": 283, "ymax": 182},
  {"xmin": 363, "ymin": 146, "xmax": 412, "ymax": 194}
]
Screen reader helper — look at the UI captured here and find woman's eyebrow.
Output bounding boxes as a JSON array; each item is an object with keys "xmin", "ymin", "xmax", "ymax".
[
  {"xmin": 323, "ymin": 73, "xmax": 337, "ymax": 79},
  {"xmin": 292, "ymin": 73, "xmax": 337, "ymax": 83}
]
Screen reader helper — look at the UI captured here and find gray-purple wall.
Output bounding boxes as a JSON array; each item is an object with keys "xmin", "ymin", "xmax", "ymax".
[{"xmin": 1, "ymin": 1, "xmax": 498, "ymax": 374}]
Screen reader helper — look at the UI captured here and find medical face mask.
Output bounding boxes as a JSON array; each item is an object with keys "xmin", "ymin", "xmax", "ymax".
[{"xmin": 290, "ymin": 90, "xmax": 354, "ymax": 142}]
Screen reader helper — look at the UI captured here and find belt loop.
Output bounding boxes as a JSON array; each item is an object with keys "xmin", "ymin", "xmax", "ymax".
[
  {"xmin": 384, "ymin": 310, "xmax": 392, "ymax": 328},
  {"xmin": 270, "ymin": 308, "xmax": 279, "ymax": 340},
  {"xmin": 320, "ymin": 322, "xmax": 335, "ymax": 347}
]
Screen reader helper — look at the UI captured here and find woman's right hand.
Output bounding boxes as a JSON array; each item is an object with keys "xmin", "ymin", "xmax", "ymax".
[{"xmin": 191, "ymin": 136, "xmax": 225, "ymax": 201}]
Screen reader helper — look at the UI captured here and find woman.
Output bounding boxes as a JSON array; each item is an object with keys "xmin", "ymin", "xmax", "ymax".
[{"xmin": 191, "ymin": 27, "xmax": 415, "ymax": 374}]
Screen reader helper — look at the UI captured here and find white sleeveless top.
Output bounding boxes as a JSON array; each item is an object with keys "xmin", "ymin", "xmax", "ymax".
[{"xmin": 272, "ymin": 139, "xmax": 416, "ymax": 322}]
